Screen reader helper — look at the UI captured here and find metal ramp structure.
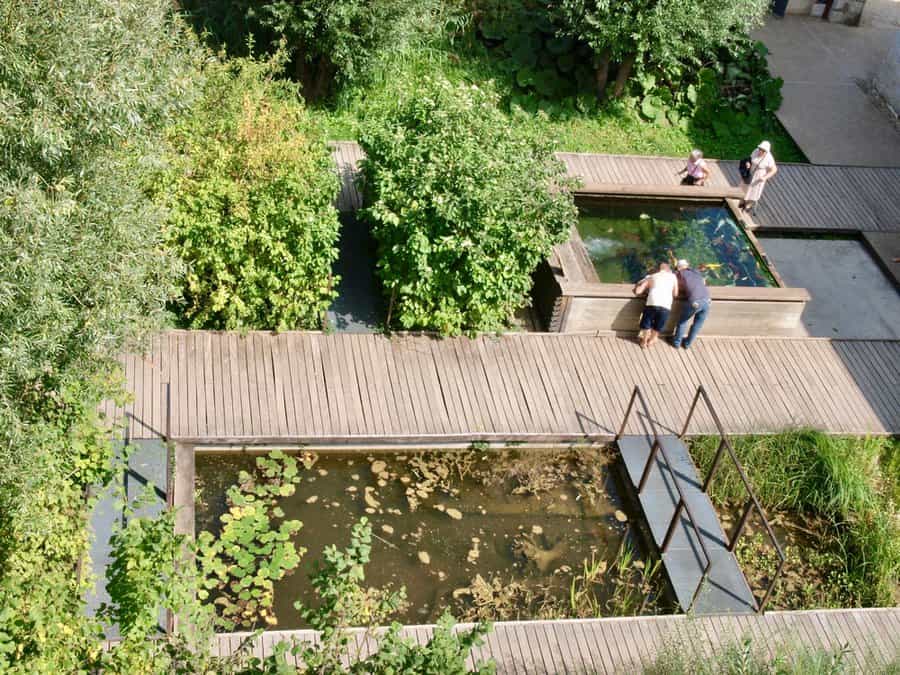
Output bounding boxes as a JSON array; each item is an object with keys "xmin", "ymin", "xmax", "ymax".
[{"xmin": 616, "ymin": 386, "xmax": 785, "ymax": 615}]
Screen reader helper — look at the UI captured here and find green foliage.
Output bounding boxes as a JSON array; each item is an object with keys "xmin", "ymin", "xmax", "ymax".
[
  {"xmin": 0, "ymin": 0, "xmax": 200, "ymax": 670},
  {"xmin": 239, "ymin": 519, "xmax": 493, "ymax": 674},
  {"xmin": 476, "ymin": 2, "xmax": 596, "ymax": 105},
  {"xmin": 99, "ymin": 494, "xmax": 225, "ymax": 673},
  {"xmin": 157, "ymin": 57, "xmax": 340, "ymax": 330},
  {"xmin": 555, "ymin": 0, "xmax": 769, "ymax": 87},
  {"xmin": 645, "ymin": 637, "xmax": 856, "ymax": 675},
  {"xmin": 197, "ymin": 450, "xmax": 307, "ymax": 630},
  {"xmin": 359, "ymin": 77, "xmax": 578, "ymax": 334},
  {"xmin": 690, "ymin": 39, "xmax": 785, "ymax": 143},
  {"xmin": 294, "ymin": 518, "xmax": 406, "ymax": 671},
  {"xmin": 358, "ymin": 613, "xmax": 495, "ymax": 675},
  {"xmin": 181, "ymin": 0, "xmax": 465, "ymax": 100},
  {"xmin": 692, "ymin": 431, "xmax": 900, "ymax": 607},
  {"xmin": 320, "ymin": 25, "xmax": 805, "ymax": 163}
]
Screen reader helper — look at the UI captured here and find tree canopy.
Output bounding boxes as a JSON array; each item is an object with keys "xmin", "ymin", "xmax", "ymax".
[{"xmin": 555, "ymin": 0, "xmax": 770, "ymax": 96}]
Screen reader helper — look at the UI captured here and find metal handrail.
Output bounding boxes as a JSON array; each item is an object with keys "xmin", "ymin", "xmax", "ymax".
[
  {"xmin": 618, "ymin": 386, "xmax": 714, "ymax": 613},
  {"xmin": 680, "ymin": 385, "xmax": 786, "ymax": 613}
]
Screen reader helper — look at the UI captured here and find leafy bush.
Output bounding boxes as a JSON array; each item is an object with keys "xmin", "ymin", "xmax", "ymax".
[
  {"xmin": 157, "ymin": 57, "xmax": 341, "ymax": 330},
  {"xmin": 197, "ymin": 450, "xmax": 309, "ymax": 630},
  {"xmin": 359, "ymin": 77, "xmax": 578, "ymax": 334},
  {"xmin": 476, "ymin": 2, "xmax": 596, "ymax": 109},
  {"xmin": 360, "ymin": 613, "xmax": 495, "ymax": 675},
  {"xmin": 689, "ymin": 39, "xmax": 785, "ymax": 143},
  {"xmin": 181, "ymin": 0, "xmax": 465, "ymax": 100},
  {"xmin": 0, "ymin": 0, "xmax": 199, "ymax": 670}
]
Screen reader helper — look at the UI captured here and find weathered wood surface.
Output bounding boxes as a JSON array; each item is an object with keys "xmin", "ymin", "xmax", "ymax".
[
  {"xmin": 203, "ymin": 608, "xmax": 900, "ymax": 673},
  {"xmin": 330, "ymin": 142, "xmax": 900, "ymax": 233},
  {"xmin": 107, "ymin": 331, "xmax": 900, "ymax": 442}
]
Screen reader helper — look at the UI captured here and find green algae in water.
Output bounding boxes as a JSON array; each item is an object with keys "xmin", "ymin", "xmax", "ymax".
[
  {"xmin": 195, "ymin": 449, "xmax": 641, "ymax": 629},
  {"xmin": 577, "ymin": 198, "xmax": 776, "ymax": 287}
]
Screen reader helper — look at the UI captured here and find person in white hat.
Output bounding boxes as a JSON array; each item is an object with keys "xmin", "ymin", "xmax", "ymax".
[
  {"xmin": 739, "ymin": 140, "xmax": 777, "ymax": 212},
  {"xmin": 677, "ymin": 149, "xmax": 709, "ymax": 186}
]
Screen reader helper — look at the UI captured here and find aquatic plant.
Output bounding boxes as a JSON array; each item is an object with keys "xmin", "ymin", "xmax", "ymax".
[
  {"xmin": 692, "ymin": 431, "xmax": 900, "ymax": 608},
  {"xmin": 196, "ymin": 450, "xmax": 307, "ymax": 630}
]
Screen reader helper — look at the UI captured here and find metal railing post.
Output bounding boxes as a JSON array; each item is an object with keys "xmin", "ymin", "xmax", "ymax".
[
  {"xmin": 680, "ymin": 386, "xmax": 703, "ymax": 438},
  {"xmin": 637, "ymin": 439, "xmax": 661, "ymax": 494},
  {"xmin": 687, "ymin": 562, "xmax": 712, "ymax": 613},
  {"xmin": 729, "ymin": 498, "xmax": 755, "ymax": 552},
  {"xmin": 758, "ymin": 556, "xmax": 786, "ymax": 613},
  {"xmin": 702, "ymin": 438, "xmax": 727, "ymax": 493},
  {"xmin": 661, "ymin": 500, "xmax": 685, "ymax": 553},
  {"xmin": 617, "ymin": 387, "xmax": 639, "ymax": 440}
]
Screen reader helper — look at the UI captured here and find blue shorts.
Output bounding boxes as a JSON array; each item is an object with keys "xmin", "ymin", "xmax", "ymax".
[{"xmin": 640, "ymin": 306, "xmax": 670, "ymax": 332}]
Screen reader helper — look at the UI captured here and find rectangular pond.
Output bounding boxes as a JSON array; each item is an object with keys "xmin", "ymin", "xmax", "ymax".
[
  {"xmin": 532, "ymin": 195, "xmax": 809, "ymax": 335},
  {"xmin": 195, "ymin": 447, "xmax": 659, "ymax": 629},
  {"xmin": 577, "ymin": 198, "xmax": 776, "ymax": 287}
]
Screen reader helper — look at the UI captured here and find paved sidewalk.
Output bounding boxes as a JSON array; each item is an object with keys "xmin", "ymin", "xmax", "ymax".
[{"xmin": 753, "ymin": 16, "xmax": 900, "ymax": 167}]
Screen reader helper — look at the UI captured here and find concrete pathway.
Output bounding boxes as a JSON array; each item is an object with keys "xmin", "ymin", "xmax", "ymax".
[{"xmin": 752, "ymin": 16, "xmax": 900, "ymax": 167}]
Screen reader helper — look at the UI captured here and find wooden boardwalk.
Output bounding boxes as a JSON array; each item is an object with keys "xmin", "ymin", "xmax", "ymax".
[
  {"xmin": 331, "ymin": 141, "xmax": 900, "ymax": 234},
  {"xmin": 108, "ymin": 331, "xmax": 900, "ymax": 443},
  {"xmin": 211, "ymin": 608, "xmax": 900, "ymax": 673}
]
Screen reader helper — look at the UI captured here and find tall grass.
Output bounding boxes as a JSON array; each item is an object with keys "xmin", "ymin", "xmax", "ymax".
[
  {"xmin": 645, "ymin": 637, "xmax": 887, "ymax": 675},
  {"xmin": 692, "ymin": 431, "xmax": 899, "ymax": 608}
]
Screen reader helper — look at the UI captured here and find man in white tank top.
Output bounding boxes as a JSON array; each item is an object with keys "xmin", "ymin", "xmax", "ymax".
[{"xmin": 632, "ymin": 262, "xmax": 679, "ymax": 349}]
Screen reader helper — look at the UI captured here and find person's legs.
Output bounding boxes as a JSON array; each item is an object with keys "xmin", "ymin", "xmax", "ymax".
[
  {"xmin": 682, "ymin": 300, "xmax": 710, "ymax": 348},
  {"xmin": 672, "ymin": 303, "xmax": 698, "ymax": 347},
  {"xmin": 638, "ymin": 307, "xmax": 654, "ymax": 348},
  {"xmin": 648, "ymin": 308, "xmax": 669, "ymax": 348}
]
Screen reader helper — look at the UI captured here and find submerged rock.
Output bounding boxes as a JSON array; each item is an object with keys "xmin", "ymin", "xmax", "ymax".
[
  {"xmin": 371, "ymin": 460, "xmax": 387, "ymax": 475},
  {"xmin": 514, "ymin": 534, "xmax": 567, "ymax": 573},
  {"xmin": 446, "ymin": 508, "xmax": 463, "ymax": 520},
  {"xmin": 614, "ymin": 510, "xmax": 628, "ymax": 523},
  {"xmin": 418, "ymin": 551, "xmax": 431, "ymax": 565},
  {"xmin": 381, "ymin": 524, "xmax": 394, "ymax": 535},
  {"xmin": 364, "ymin": 487, "xmax": 381, "ymax": 509},
  {"xmin": 346, "ymin": 485, "xmax": 357, "ymax": 493},
  {"xmin": 317, "ymin": 469, "xmax": 328, "ymax": 477},
  {"xmin": 305, "ymin": 495, "xmax": 319, "ymax": 504},
  {"xmin": 531, "ymin": 525, "xmax": 543, "ymax": 535}
]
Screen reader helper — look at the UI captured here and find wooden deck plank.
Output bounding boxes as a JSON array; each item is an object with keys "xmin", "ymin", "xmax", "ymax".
[
  {"xmin": 119, "ymin": 332, "xmax": 900, "ymax": 441},
  {"xmin": 139, "ymin": 608, "xmax": 900, "ymax": 673}
]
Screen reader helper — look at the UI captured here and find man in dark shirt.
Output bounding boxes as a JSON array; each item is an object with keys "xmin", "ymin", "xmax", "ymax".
[{"xmin": 672, "ymin": 259, "xmax": 711, "ymax": 349}]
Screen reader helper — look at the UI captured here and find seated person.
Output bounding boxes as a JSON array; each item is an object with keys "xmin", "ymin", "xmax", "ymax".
[{"xmin": 677, "ymin": 149, "xmax": 709, "ymax": 186}]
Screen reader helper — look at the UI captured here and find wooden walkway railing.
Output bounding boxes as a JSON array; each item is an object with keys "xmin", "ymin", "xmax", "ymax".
[
  {"xmin": 106, "ymin": 331, "xmax": 900, "ymax": 443},
  {"xmin": 206, "ymin": 608, "xmax": 900, "ymax": 673}
]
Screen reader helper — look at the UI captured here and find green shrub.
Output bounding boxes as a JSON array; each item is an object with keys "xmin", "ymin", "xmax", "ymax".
[
  {"xmin": 181, "ymin": 0, "xmax": 464, "ymax": 100},
  {"xmin": 359, "ymin": 77, "xmax": 578, "ymax": 334},
  {"xmin": 157, "ymin": 57, "xmax": 340, "ymax": 330},
  {"xmin": 0, "ymin": 0, "xmax": 199, "ymax": 669}
]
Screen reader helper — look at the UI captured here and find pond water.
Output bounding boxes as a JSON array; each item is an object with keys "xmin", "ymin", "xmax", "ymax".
[
  {"xmin": 195, "ymin": 448, "xmax": 647, "ymax": 629},
  {"xmin": 577, "ymin": 198, "xmax": 776, "ymax": 287}
]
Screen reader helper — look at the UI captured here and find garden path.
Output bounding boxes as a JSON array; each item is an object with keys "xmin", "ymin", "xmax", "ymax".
[
  {"xmin": 107, "ymin": 331, "xmax": 900, "ymax": 442},
  {"xmin": 752, "ymin": 16, "xmax": 900, "ymax": 168}
]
